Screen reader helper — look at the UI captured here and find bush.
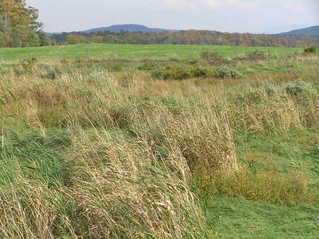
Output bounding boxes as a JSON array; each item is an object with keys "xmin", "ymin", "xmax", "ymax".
[
  {"xmin": 40, "ymin": 66, "xmax": 63, "ymax": 80},
  {"xmin": 247, "ymin": 50, "xmax": 268, "ymax": 60},
  {"xmin": 151, "ymin": 66, "xmax": 191, "ymax": 80},
  {"xmin": 200, "ymin": 51, "xmax": 227, "ymax": 65},
  {"xmin": 214, "ymin": 66, "xmax": 243, "ymax": 79},
  {"xmin": 152, "ymin": 65, "xmax": 213, "ymax": 80},
  {"xmin": 304, "ymin": 47, "xmax": 317, "ymax": 54},
  {"xmin": 190, "ymin": 67, "xmax": 211, "ymax": 78},
  {"xmin": 151, "ymin": 65, "xmax": 243, "ymax": 80},
  {"xmin": 137, "ymin": 62, "xmax": 160, "ymax": 71},
  {"xmin": 21, "ymin": 58, "xmax": 38, "ymax": 72},
  {"xmin": 284, "ymin": 80, "xmax": 314, "ymax": 96},
  {"xmin": 234, "ymin": 50, "xmax": 268, "ymax": 62}
]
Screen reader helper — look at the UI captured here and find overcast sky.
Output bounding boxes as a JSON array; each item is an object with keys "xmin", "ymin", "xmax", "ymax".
[{"xmin": 26, "ymin": 0, "xmax": 319, "ymax": 33}]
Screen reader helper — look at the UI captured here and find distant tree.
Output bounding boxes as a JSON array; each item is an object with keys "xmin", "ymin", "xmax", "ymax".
[
  {"xmin": 38, "ymin": 31, "xmax": 51, "ymax": 46},
  {"xmin": 0, "ymin": 0, "xmax": 44, "ymax": 47},
  {"xmin": 66, "ymin": 34, "xmax": 89, "ymax": 44}
]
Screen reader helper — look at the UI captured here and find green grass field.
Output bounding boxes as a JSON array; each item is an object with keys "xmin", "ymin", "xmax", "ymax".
[
  {"xmin": 0, "ymin": 44, "xmax": 318, "ymax": 239},
  {"xmin": 0, "ymin": 43, "xmax": 301, "ymax": 61},
  {"xmin": 206, "ymin": 128, "xmax": 319, "ymax": 238}
]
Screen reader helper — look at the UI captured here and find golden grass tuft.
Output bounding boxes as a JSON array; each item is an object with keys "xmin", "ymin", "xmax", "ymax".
[{"xmin": 66, "ymin": 132, "xmax": 207, "ymax": 238}]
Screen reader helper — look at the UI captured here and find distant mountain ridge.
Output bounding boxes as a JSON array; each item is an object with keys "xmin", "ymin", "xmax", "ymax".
[
  {"xmin": 48, "ymin": 24, "xmax": 319, "ymax": 48},
  {"xmin": 83, "ymin": 24, "xmax": 174, "ymax": 33},
  {"xmin": 278, "ymin": 25, "xmax": 319, "ymax": 37},
  {"xmin": 52, "ymin": 24, "xmax": 319, "ymax": 37}
]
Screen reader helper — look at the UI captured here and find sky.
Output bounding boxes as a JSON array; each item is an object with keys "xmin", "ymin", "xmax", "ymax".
[{"xmin": 26, "ymin": 0, "xmax": 319, "ymax": 33}]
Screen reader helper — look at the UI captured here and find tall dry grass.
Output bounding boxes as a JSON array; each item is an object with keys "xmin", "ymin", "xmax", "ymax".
[{"xmin": 0, "ymin": 54, "xmax": 318, "ymax": 237}]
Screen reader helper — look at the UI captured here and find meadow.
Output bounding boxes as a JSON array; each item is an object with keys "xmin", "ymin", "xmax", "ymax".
[
  {"xmin": 0, "ymin": 43, "xmax": 318, "ymax": 238},
  {"xmin": 0, "ymin": 43, "xmax": 301, "ymax": 61}
]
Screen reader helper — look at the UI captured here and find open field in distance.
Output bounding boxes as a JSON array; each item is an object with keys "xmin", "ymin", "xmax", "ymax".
[{"xmin": 0, "ymin": 43, "xmax": 302, "ymax": 62}]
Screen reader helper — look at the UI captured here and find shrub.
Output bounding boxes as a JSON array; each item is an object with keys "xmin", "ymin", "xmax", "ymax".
[
  {"xmin": 283, "ymin": 80, "xmax": 314, "ymax": 96},
  {"xmin": 190, "ymin": 67, "xmax": 211, "ymax": 78},
  {"xmin": 246, "ymin": 50, "xmax": 268, "ymax": 61},
  {"xmin": 39, "ymin": 66, "xmax": 63, "ymax": 80},
  {"xmin": 200, "ymin": 51, "xmax": 227, "ymax": 65},
  {"xmin": 151, "ymin": 65, "xmax": 216, "ymax": 80},
  {"xmin": 21, "ymin": 58, "xmax": 38, "ymax": 72},
  {"xmin": 137, "ymin": 62, "xmax": 160, "ymax": 71},
  {"xmin": 214, "ymin": 66, "xmax": 243, "ymax": 79},
  {"xmin": 151, "ymin": 66, "xmax": 192, "ymax": 80},
  {"xmin": 304, "ymin": 47, "xmax": 317, "ymax": 54},
  {"xmin": 234, "ymin": 50, "xmax": 268, "ymax": 62}
]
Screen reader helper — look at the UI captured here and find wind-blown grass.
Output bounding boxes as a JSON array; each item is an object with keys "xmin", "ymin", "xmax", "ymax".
[{"xmin": 0, "ymin": 49, "xmax": 318, "ymax": 238}]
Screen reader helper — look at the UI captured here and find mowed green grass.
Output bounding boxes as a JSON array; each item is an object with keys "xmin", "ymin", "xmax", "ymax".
[
  {"xmin": 207, "ymin": 196, "xmax": 319, "ymax": 239},
  {"xmin": 0, "ymin": 43, "xmax": 301, "ymax": 62},
  {"xmin": 206, "ymin": 128, "xmax": 319, "ymax": 238}
]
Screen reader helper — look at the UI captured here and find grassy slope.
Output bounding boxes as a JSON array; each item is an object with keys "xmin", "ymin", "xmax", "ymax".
[{"xmin": 0, "ymin": 43, "xmax": 301, "ymax": 62}]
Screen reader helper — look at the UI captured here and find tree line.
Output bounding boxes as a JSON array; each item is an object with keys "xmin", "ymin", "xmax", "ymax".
[{"xmin": 50, "ymin": 30, "xmax": 319, "ymax": 48}]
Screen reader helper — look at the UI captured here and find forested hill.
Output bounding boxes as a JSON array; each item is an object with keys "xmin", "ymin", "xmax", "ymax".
[
  {"xmin": 51, "ymin": 30, "xmax": 319, "ymax": 47},
  {"xmin": 279, "ymin": 26, "xmax": 319, "ymax": 37},
  {"xmin": 83, "ymin": 24, "xmax": 173, "ymax": 33}
]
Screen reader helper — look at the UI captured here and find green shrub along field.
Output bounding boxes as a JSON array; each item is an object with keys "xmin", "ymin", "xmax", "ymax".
[{"xmin": 0, "ymin": 44, "xmax": 318, "ymax": 238}]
